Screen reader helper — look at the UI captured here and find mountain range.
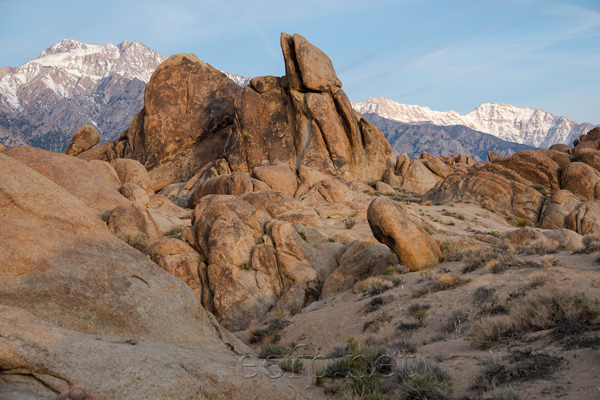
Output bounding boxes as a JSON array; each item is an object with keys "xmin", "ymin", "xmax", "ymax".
[
  {"xmin": 352, "ymin": 97, "xmax": 596, "ymax": 148},
  {"xmin": 0, "ymin": 39, "xmax": 166, "ymax": 151},
  {"xmin": 0, "ymin": 39, "xmax": 595, "ymax": 158}
]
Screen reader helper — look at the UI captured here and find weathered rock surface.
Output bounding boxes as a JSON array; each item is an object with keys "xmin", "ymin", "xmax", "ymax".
[
  {"xmin": 565, "ymin": 201, "xmax": 600, "ymax": 236},
  {"xmin": 540, "ymin": 190, "xmax": 581, "ymax": 229},
  {"xmin": 112, "ymin": 158, "xmax": 155, "ymax": 194},
  {"xmin": 561, "ymin": 162, "xmax": 600, "ymax": 200},
  {"xmin": 321, "ymin": 240, "xmax": 399, "ymax": 296},
  {"xmin": 63, "ymin": 125, "xmax": 100, "ymax": 156},
  {"xmin": 3, "ymin": 146, "xmax": 128, "ymax": 217},
  {"xmin": 88, "ymin": 160, "xmax": 121, "ymax": 191},
  {"xmin": 367, "ymin": 197, "xmax": 441, "ymax": 271},
  {"xmin": 81, "ymin": 33, "xmax": 392, "ymax": 189},
  {"xmin": 107, "ymin": 204, "xmax": 162, "ymax": 251},
  {"xmin": 0, "ymin": 152, "xmax": 304, "ymax": 399}
]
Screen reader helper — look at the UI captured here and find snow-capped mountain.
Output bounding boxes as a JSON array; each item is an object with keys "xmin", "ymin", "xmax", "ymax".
[
  {"xmin": 0, "ymin": 39, "xmax": 166, "ymax": 151},
  {"xmin": 352, "ymin": 97, "xmax": 596, "ymax": 148},
  {"xmin": 223, "ymin": 72, "xmax": 251, "ymax": 87}
]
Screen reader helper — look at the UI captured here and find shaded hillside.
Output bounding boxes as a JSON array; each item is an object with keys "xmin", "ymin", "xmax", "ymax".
[{"xmin": 364, "ymin": 113, "xmax": 536, "ymax": 161}]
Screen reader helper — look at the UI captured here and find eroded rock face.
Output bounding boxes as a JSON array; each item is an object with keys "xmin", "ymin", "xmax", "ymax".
[
  {"xmin": 63, "ymin": 125, "xmax": 100, "ymax": 156},
  {"xmin": 3, "ymin": 146, "xmax": 129, "ymax": 217},
  {"xmin": 367, "ymin": 197, "xmax": 441, "ymax": 271},
  {"xmin": 112, "ymin": 158, "xmax": 155, "ymax": 194},
  {"xmin": 80, "ymin": 33, "xmax": 393, "ymax": 189}
]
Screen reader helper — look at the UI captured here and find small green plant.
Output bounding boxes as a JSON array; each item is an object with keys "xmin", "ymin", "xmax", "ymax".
[
  {"xmin": 298, "ymin": 231, "xmax": 308, "ymax": 241},
  {"xmin": 517, "ymin": 219, "xmax": 531, "ymax": 228},
  {"xmin": 197, "ymin": 253, "xmax": 207, "ymax": 263},
  {"xmin": 422, "ymin": 224, "xmax": 433, "ymax": 234},
  {"xmin": 164, "ymin": 226, "xmax": 183, "ymax": 236},
  {"xmin": 439, "ymin": 240, "xmax": 465, "ymax": 262},
  {"xmin": 278, "ymin": 358, "xmax": 304, "ymax": 373},
  {"xmin": 530, "ymin": 184, "xmax": 548, "ymax": 196},
  {"xmin": 258, "ymin": 344, "xmax": 289, "ymax": 359},
  {"xmin": 116, "ymin": 232, "xmax": 150, "ymax": 253},
  {"xmin": 239, "ymin": 262, "xmax": 253, "ymax": 270}
]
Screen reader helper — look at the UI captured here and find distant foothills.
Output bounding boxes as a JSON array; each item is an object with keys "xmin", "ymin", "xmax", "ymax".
[{"xmin": 0, "ymin": 39, "xmax": 595, "ymax": 160}]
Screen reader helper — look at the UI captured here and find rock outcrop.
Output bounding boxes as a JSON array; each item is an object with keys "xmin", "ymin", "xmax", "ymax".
[
  {"xmin": 79, "ymin": 33, "xmax": 393, "ymax": 191},
  {"xmin": 0, "ymin": 152, "xmax": 304, "ymax": 399},
  {"xmin": 427, "ymin": 127, "xmax": 600, "ymax": 236},
  {"xmin": 63, "ymin": 125, "xmax": 100, "ymax": 156},
  {"xmin": 3, "ymin": 146, "xmax": 129, "ymax": 217}
]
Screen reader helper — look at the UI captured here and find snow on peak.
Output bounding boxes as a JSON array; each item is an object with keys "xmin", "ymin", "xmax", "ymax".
[
  {"xmin": 0, "ymin": 39, "xmax": 166, "ymax": 110},
  {"xmin": 352, "ymin": 97, "xmax": 594, "ymax": 148}
]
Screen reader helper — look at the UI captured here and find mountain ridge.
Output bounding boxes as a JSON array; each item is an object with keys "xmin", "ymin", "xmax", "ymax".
[{"xmin": 352, "ymin": 96, "xmax": 596, "ymax": 148}]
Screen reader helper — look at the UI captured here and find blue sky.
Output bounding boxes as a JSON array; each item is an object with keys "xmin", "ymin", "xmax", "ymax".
[{"xmin": 1, "ymin": 0, "xmax": 599, "ymax": 124}]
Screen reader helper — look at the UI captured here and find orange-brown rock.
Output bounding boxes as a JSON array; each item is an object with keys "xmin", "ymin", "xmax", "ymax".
[
  {"xmin": 3, "ymin": 146, "xmax": 128, "ymax": 217},
  {"xmin": 252, "ymin": 163, "xmax": 298, "ymax": 197},
  {"xmin": 402, "ymin": 159, "xmax": 440, "ymax": 194},
  {"xmin": 107, "ymin": 204, "xmax": 162, "ymax": 251},
  {"xmin": 575, "ymin": 148, "xmax": 600, "ymax": 173},
  {"xmin": 112, "ymin": 158, "xmax": 155, "ymax": 194},
  {"xmin": 367, "ymin": 197, "xmax": 441, "ymax": 271},
  {"xmin": 540, "ymin": 190, "xmax": 581, "ymax": 229},
  {"xmin": 560, "ymin": 162, "xmax": 600, "ymax": 200},
  {"xmin": 321, "ymin": 239, "xmax": 399, "ymax": 296},
  {"xmin": 88, "ymin": 159, "xmax": 121, "ymax": 191},
  {"xmin": 63, "ymin": 125, "xmax": 100, "ymax": 156},
  {"xmin": 425, "ymin": 157, "xmax": 455, "ymax": 178},
  {"xmin": 549, "ymin": 143, "xmax": 572, "ymax": 154},
  {"xmin": 493, "ymin": 150, "xmax": 561, "ymax": 191},
  {"xmin": 428, "ymin": 163, "xmax": 545, "ymax": 222},
  {"xmin": 565, "ymin": 201, "xmax": 600, "ymax": 236}
]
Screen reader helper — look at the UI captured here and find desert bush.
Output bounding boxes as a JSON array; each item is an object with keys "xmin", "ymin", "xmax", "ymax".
[
  {"xmin": 510, "ymin": 286, "xmax": 599, "ymax": 332},
  {"xmin": 540, "ymin": 255, "xmax": 560, "ymax": 268},
  {"xmin": 525, "ymin": 272, "xmax": 550, "ymax": 289},
  {"xmin": 258, "ymin": 344, "xmax": 289, "ymax": 359},
  {"xmin": 344, "ymin": 215, "xmax": 357, "ymax": 229},
  {"xmin": 471, "ymin": 285, "xmax": 599, "ymax": 348},
  {"xmin": 578, "ymin": 235, "xmax": 600, "ymax": 254},
  {"xmin": 394, "ymin": 357, "xmax": 452, "ymax": 400},
  {"xmin": 328, "ymin": 344, "xmax": 351, "ymax": 359},
  {"xmin": 470, "ymin": 316, "xmax": 514, "ymax": 348},
  {"xmin": 493, "ymin": 386, "xmax": 522, "ymax": 400},
  {"xmin": 439, "ymin": 241, "xmax": 466, "ymax": 262},
  {"xmin": 408, "ymin": 303, "xmax": 430, "ymax": 321},
  {"xmin": 278, "ymin": 358, "xmax": 304, "ymax": 373},
  {"xmin": 414, "ymin": 270, "xmax": 470, "ymax": 298},
  {"xmin": 364, "ymin": 295, "xmax": 394, "ymax": 313},
  {"xmin": 388, "ymin": 337, "xmax": 417, "ymax": 355},
  {"xmin": 163, "ymin": 226, "xmax": 183, "ymax": 236},
  {"xmin": 443, "ymin": 309, "xmax": 472, "ymax": 334},
  {"xmin": 473, "ymin": 287, "xmax": 496, "ymax": 304},
  {"xmin": 397, "ymin": 321, "xmax": 422, "ymax": 331},
  {"xmin": 524, "ymin": 237, "xmax": 557, "ymax": 255}
]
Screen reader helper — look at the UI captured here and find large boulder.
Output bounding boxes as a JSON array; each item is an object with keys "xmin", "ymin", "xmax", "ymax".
[
  {"xmin": 88, "ymin": 160, "xmax": 121, "ymax": 191},
  {"xmin": 112, "ymin": 158, "xmax": 155, "ymax": 194},
  {"xmin": 367, "ymin": 197, "xmax": 441, "ymax": 271},
  {"xmin": 565, "ymin": 201, "xmax": 600, "ymax": 236},
  {"xmin": 107, "ymin": 204, "xmax": 162, "ymax": 252},
  {"xmin": 3, "ymin": 146, "xmax": 128, "ymax": 217},
  {"xmin": 63, "ymin": 125, "xmax": 100, "ymax": 156},
  {"xmin": 560, "ymin": 162, "xmax": 600, "ymax": 200},
  {"xmin": 540, "ymin": 190, "xmax": 581, "ymax": 229},
  {"xmin": 321, "ymin": 239, "xmax": 399, "ymax": 296},
  {"xmin": 494, "ymin": 150, "xmax": 561, "ymax": 191}
]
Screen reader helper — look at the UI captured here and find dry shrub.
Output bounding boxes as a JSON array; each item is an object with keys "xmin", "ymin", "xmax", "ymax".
[
  {"xmin": 443, "ymin": 309, "xmax": 472, "ymax": 334},
  {"xmin": 353, "ymin": 276, "xmax": 393, "ymax": 295},
  {"xmin": 578, "ymin": 235, "xmax": 600, "ymax": 254},
  {"xmin": 413, "ymin": 269, "xmax": 470, "ymax": 298},
  {"xmin": 540, "ymin": 255, "xmax": 560, "ymax": 269},
  {"xmin": 525, "ymin": 272, "xmax": 549, "ymax": 290},
  {"xmin": 470, "ymin": 285, "xmax": 599, "ymax": 348},
  {"xmin": 510, "ymin": 286, "xmax": 599, "ymax": 332},
  {"xmin": 394, "ymin": 357, "xmax": 452, "ymax": 400},
  {"xmin": 117, "ymin": 232, "xmax": 150, "ymax": 253},
  {"xmin": 470, "ymin": 315, "xmax": 513, "ymax": 348}
]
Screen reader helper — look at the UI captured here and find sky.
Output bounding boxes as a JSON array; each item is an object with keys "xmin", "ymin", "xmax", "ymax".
[{"xmin": 1, "ymin": 0, "xmax": 599, "ymax": 124}]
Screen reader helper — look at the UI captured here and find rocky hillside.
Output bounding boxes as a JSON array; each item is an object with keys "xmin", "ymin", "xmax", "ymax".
[
  {"xmin": 0, "ymin": 39, "xmax": 166, "ymax": 151},
  {"xmin": 363, "ymin": 112, "xmax": 535, "ymax": 161},
  {"xmin": 353, "ymin": 96, "xmax": 597, "ymax": 148}
]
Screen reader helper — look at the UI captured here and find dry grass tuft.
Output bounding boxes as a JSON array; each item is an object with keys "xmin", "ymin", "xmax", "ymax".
[{"xmin": 413, "ymin": 269, "xmax": 470, "ymax": 298}]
